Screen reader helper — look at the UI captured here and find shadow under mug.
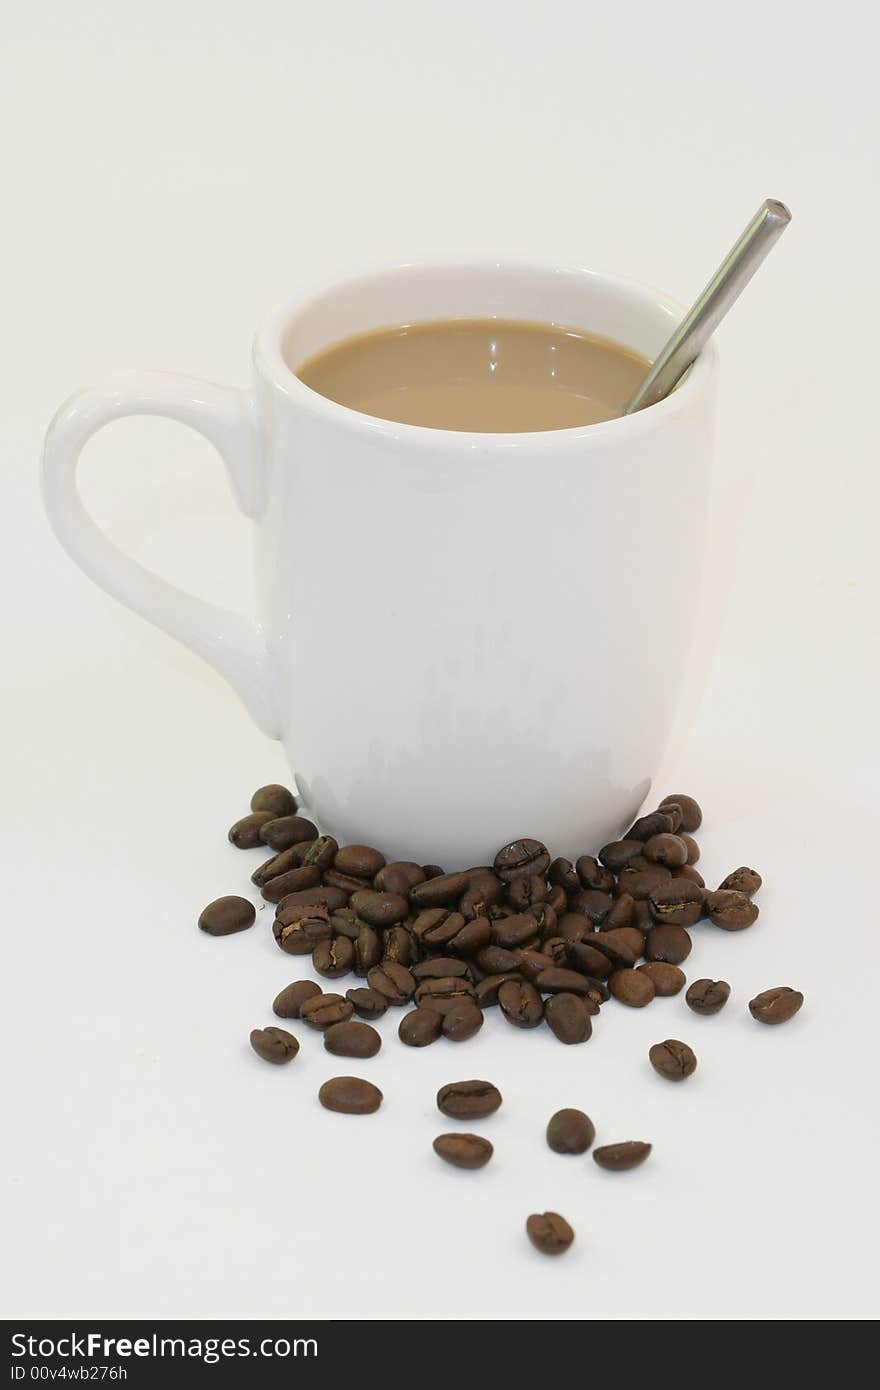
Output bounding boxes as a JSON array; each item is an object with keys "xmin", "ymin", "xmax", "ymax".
[{"xmin": 42, "ymin": 259, "xmax": 717, "ymax": 866}]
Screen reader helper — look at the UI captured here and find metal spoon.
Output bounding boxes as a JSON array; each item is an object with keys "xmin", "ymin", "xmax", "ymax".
[{"xmin": 624, "ymin": 198, "xmax": 791, "ymax": 414}]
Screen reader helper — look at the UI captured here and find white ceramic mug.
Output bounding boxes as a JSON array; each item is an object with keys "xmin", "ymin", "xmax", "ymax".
[{"xmin": 42, "ymin": 260, "xmax": 717, "ymax": 865}]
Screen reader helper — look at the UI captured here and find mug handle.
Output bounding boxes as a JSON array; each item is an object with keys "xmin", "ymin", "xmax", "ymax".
[{"xmin": 41, "ymin": 370, "xmax": 280, "ymax": 738}]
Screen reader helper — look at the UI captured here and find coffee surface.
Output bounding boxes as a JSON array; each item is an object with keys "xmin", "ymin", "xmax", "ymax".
[{"xmin": 295, "ymin": 318, "xmax": 650, "ymax": 432}]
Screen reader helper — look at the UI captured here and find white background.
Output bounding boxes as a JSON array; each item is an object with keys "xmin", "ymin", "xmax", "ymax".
[{"xmin": 2, "ymin": 0, "xmax": 878, "ymax": 1322}]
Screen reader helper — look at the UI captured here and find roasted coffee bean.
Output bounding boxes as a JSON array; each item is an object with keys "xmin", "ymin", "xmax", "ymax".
[
  {"xmin": 604, "ymin": 893, "xmax": 635, "ymax": 931},
  {"xmin": 491, "ymin": 913, "xmax": 540, "ymax": 949},
  {"xmin": 506, "ymin": 874, "xmax": 548, "ymax": 911},
  {"xmin": 637, "ymin": 961, "xmax": 686, "ymax": 996},
  {"xmin": 350, "ymin": 889, "xmax": 409, "ymax": 928},
  {"xmin": 685, "ymin": 978, "xmax": 730, "ymax": 1015},
  {"xmin": 249, "ymin": 1026, "xmax": 299, "ymax": 1064},
  {"xmin": 422, "ymin": 864, "xmax": 445, "ymax": 878},
  {"xmin": 409, "ymin": 871, "xmax": 470, "ymax": 909},
  {"xmin": 412, "ymin": 908, "xmax": 464, "ymax": 948},
  {"xmin": 375, "ymin": 861, "xmax": 426, "ymax": 894},
  {"xmin": 599, "ymin": 838, "xmax": 645, "ymax": 872},
  {"xmin": 324, "ymin": 1020, "xmax": 381, "ymax": 1058},
  {"xmin": 322, "ymin": 869, "xmax": 370, "ymax": 895},
  {"xmin": 475, "ymin": 973, "xmax": 521, "ymax": 1007},
  {"xmin": 540, "ymin": 937, "xmax": 571, "ymax": 966},
  {"xmin": 259, "ymin": 815, "xmax": 319, "ymax": 850},
  {"xmin": 567, "ymin": 940, "xmax": 613, "ymax": 979},
  {"xmin": 261, "ymin": 865, "xmax": 322, "ymax": 903},
  {"xmin": 609, "ymin": 968, "xmax": 655, "ymax": 1007},
  {"xmin": 334, "ymin": 844, "xmax": 385, "ymax": 879},
  {"xmin": 198, "ymin": 896, "xmax": 255, "ymax": 936},
  {"xmin": 272, "ymin": 906, "xmax": 332, "ymax": 955},
  {"xmin": 399, "ymin": 1008, "xmax": 443, "ymax": 1047},
  {"xmin": 298, "ymin": 835, "xmax": 338, "ymax": 870},
  {"xmin": 353, "ymin": 924, "xmax": 382, "ymax": 976},
  {"xmin": 366, "ymin": 962, "xmax": 415, "ymax": 1005},
  {"xmin": 593, "ymin": 1141, "xmax": 652, "ymax": 1171},
  {"xmin": 644, "ymin": 833, "xmax": 688, "ymax": 867},
  {"xmin": 680, "ymin": 833, "xmax": 701, "ymax": 865},
  {"xmin": 433, "ymin": 1132, "xmax": 494, "ymax": 1169},
  {"xmin": 749, "ymin": 986, "xmax": 803, "ymax": 1025},
  {"xmin": 498, "ymin": 978, "xmax": 543, "ymax": 1028},
  {"xmin": 545, "ymin": 992, "xmax": 592, "ymax": 1043},
  {"xmin": 534, "ymin": 967, "xmax": 592, "ymax": 996},
  {"xmin": 250, "ymin": 783, "xmax": 298, "ymax": 818},
  {"xmin": 649, "ymin": 1038, "xmax": 697, "ymax": 1081},
  {"xmin": 437, "ymin": 1079, "xmax": 502, "ymax": 1120},
  {"xmin": 328, "ymin": 908, "xmax": 360, "ymax": 940},
  {"xmin": 659, "ymin": 794, "xmax": 702, "ymax": 833},
  {"xmin": 381, "ymin": 924, "xmax": 414, "ymax": 966},
  {"xmin": 527, "ymin": 903, "xmax": 558, "ymax": 938},
  {"xmin": 251, "ymin": 845, "xmax": 302, "ymax": 887},
  {"xmin": 675, "ymin": 865, "xmax": 706, "ymax": 888},
  {"xmin": 346, "ymin": 986, "xmax": 388, "ymax": 1020},
  {"xmin": 312, "ymin": 936, "xmax": 355, "ymax": 979},
  {"xmin": 526, "ymin": 1212, "xmax": 574, "ymax": 1256},
  {"xmin": 459, "ymin": 872, "xmax": 505, "ymax": 919},
  {"xmin": 567, "ymin": 888, "xmax": 614, "ymax": 926},
  {"xmin": 555, "ymin": 913, "xmax": 589, "ymax": 944},
  {"xmin": 645, "ymin": 924, "xmax": 692, "ymax": 965},
  {"xmin": 318, "ymin": 1076, "xmax": 382, "ymax": 1114},
  {"xmin": 546, "ymin": 884, "xmax": 567, "ymax": 916},
  {"xmin": 494, "ymin": 838, "xmax": 550, "ymax": 882},
  {"xmin": 442, "ymin": 1001, "xmax": 484, "ymax": 1041},
  {"xmin": 618, "ymin": 864, "xmax": 673, "ymax": 901},
  {"xmin": 515, "ymin": 949, "xmax": 558, "ymax": 982},
  {"xmin": 546, "ymin": 1108, "xmax": 595, "ymax": 1154},
  {"xmin": 415, "ymin": 977, "xmax": 477, "ymax": 1015},
  {"xmin": 549, "ymin": 856, "xmax": 580, "ymax": 892},
  {"xmin": 632, "ymin": 899, "xmax": 654, "ymax": 932},
  {"xmin": 575, "ymin": 855, "xmax": 615, "ymax": 892},
  {"xmin": 719, "ymin": 866, "xmax": 762, "ymax": 896},
  {"xmin": 616, "ymin": 925, "xmax": 647, "ymax": 956},
  {"xmin": 628, "ymin": 810, "xmax": 676, "ymax": 841},
  {"xmin": 648, "ymin": 879, "xmax": 703, "ymax": 926},
  {"xmin": 273, "ymin": 979, "xmax": 322, "ymax": 1018},
  {"xmin": 704, "ymin": 889, "xmax": 759, "ymax": 931},
  {"xmin": 580, "ymin": 928, "xmax": 638, "ymax": 969},
  {"xmin": 274, "ymin": 886, "xmax": 348, "ymax": 919},
  {"xmin": 228, "ymin": 811, "xmax": 275, "ymax": 848},
  {"xmin": 412, "ymin": 956, "xmax": 472, "ymax": 981},
  {"xmin": 447, "ymin": 916, "xmax": 492, "ymax": 956},
  {"xmin": 299, "ymin": 993, "xmax": 354, "ymax": 1030}
]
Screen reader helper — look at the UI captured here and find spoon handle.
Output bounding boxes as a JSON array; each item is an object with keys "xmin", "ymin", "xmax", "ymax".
[{"xmin": 624, "ymin": 198, "xmax": 791, "ymax": 415}]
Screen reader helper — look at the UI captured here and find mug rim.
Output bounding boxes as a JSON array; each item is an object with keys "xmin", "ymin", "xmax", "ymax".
[{"xmin": 253, "ymin": 257, "xmax": 718, "ymax": 448}]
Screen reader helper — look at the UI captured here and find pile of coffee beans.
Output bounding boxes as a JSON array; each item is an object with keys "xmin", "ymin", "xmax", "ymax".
[{"xmin": 198, "ymin": 783, "xmax": 804, "ymax": 1256}]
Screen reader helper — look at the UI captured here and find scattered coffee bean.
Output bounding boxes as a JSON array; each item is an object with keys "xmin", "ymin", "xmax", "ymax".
[
  {"xmin": 546, "ymin": 1108, "xmax": 595, "ymax": 1154},
  {"xmin": 494, "ymin": 838, "xmax": 550, "ymax": 882},
  {"xmin": 526, "ymin": 1212, "xmax": 574, "ymax": 1255},
  {"xmin": 375, "ymin": 861, "xmax": 426, "ymax": 894},
  {"xmin": 442, "ymin": 1001, "xmax": 484, "ymax": 1041},
  {"xmin": 411, "ymin": 956, "xmax": 472, "ymax": 981},
  {"xmin": 299, "ymin": 993, "xmax": 354, "ymax": 1030},
  {"xmin": 549, "ymin": 857, "xmax": 580, "ymax": 891},
  {"xmin": 250, "ymin": 784, "xmax": 297, "ymax": 817},
  {"xmin": 275, "ymin": 886, "xmax": 348, "ymax": 916},
  {"xmin": 433, "ymin": 1133, "xmax": 493, "ymax": 1169},
  {"xmin": 354, "ymin": 924, "xmax": 382, "ymax": 975},
  {"xmin": 648, "ymin": 879, "xmax": 704, "ymax": 926},
  {"xmin": 718, "ymin": 866, "xmax": 762, "ymax": 896},
  {"xmin": 617, "ymin": 864, "xmax": 672, "ymax": 900},
  {"xmin": 567, "ymin": 939, "xmax": 613, "ymax": 979},
  {"xmin": 447, "ymin": 916, "xmax": 492, "ymax": 955},
  {"xmin": 381, "ymin": 924, "xmax": 414, "ymax": 965},
  {"xmin": 346, "ymin": 986, "xmax": 389, "ymax": 1020},
  {"xmin": 250, "ymin": 845, "xmax": 302, "ymax": 887},
  {"xmin": 567, "ymin": 888, "xmax": 614, "ymax": 925},
  {"xmin": 498, "ymin": 978, "xmax": 543, "ymax": 1028},
  {"xmin": 474, "ymin": 973, "xmax": 521, "ymax": 1007},
  {"xmin": 298, "ymin": 835, "xmax": 338, "ymax": 870},
  {"xmin": 312, "ymin": 935, "xmax": 355, "ymax": 978},
  {"xmin": 644, "ymin": 833, "xmax": 688, "ymax": 867},
  {"xmin": 318, "ymin": 1076, "xmax": 382, "ymax": 1114},
  {"xmin": 628, "ymin": 810, "xmax": 676, "ymax": 841},
  {"xmin": 350, "ymin": 889, "xmax": 409, "ymax": 927},
  {"xmin": 273, "ymin": 979, "xmax": 322, "ymax": 1018},
  {"xmin": 598, "ymin": 838, "xmax": 645, "ymax": 872},
  {"xmin": 575, "ymin": 855, "xmax": 615, "ymax": 892},
  {"xmin": 637, "ymin": 961, "xmax": 686, "ymax": 996},
  {"xmin": 679, "ymin": 833, "xmax": 700, "ymax": 865},
  {"xmin": 581, "ymin": 928, "xmax": 638, "ymax": 969},
  {"xmin": 705, "ymin": 889, "xmax": 759, "ymax": 931},
  {"xmin": 259, "ymin": 815, "xmax": 318, "ymax": 850},
  {"xmin": 507, "ymin": 874, "xmax": 548, "ymax": 911},
  {"xmin": 685, "ymin": 978, "xmax": 730, "ymax": 1015},
  {"xmin": 260, "ymin": 865, "xmax": 322, "ymax": 902},
  {"xmin": 645, "ymin": 923, "xmax": 692, "ymax": 964},
  {"xmin": 604, "ymin": 893, "xmax": 635, "ymax": 930},
  {"xmin": 491, "ymin": 913, "xmax": 540, "ymax": 949},
  {"xmin": 250, "ymin": 1026, "xmax": 299, "ymax": 1064},
  {"xmin": 460, "ymin": 873, "xmax": 505, "ymax": 919},
  {"xmin": 322, "ymin": 869, "xmax": 370, "ymax": 894},
  {"xmin": 414, "ymin": 976, "xmax": 477, "ymax": 1014},
  {"xmin": 399, "ymin": 1008, "xmax": 444, "ymax": 1046},
  {"xmin": 437, "ymin": 1080, "xmax": 502, "ymax": 1119},
  {"xmin": 334, "ymin": 844, "xmax": 386, "ymax": 879},
  {"xmin": 198, "ymin": 896, "xmax": 255, "ymax": 936},
  {"xmin": 649, "ymin": 1038, "xmax": 697, "ymax": 1081},
  {"xmin": 273, "ymin": 907, "xmax": 332, "ymax": 955},
  {"xmin": 609, "ymin": 968, "xmax": 655, "ymax": 1007},
  {"xmin": 534, "ymin": 966, "xmax": 593, "ymax": 995},
  {"xmin": 366, "ymin": 961, "xmax": 415, "ymax": 1005},
  {"xmin": 659, "ymin": 794, "xmax": 702, "ymax": 833},
  {"xmin": 593, "ymin": 1141, "xmax": 652, "ymax": 1171},
  {"xmin": 422, "ymin": 864, "xmax": 445, "ymax": 879},
  {"xmin": 409, "ymin": 871, "xmax": 470, "ymax": 909},
  {"xmin": 676, "ymin": 865, "xmax": 706, "ymax": 887},
  {"xmin": 228, "ymin": 812, "xmax": 275, "ymax": 848},
  {"xmin": 323, "ymin": 1020, "xmax": 381, "ymax": 1058},
  {"xmin": 544, "ymin": 992, "xmax": 592, "ymax": 1043},
  {"xmin": 749, "ymin": 987, "xmax": 803, "ymax": 1025}
]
